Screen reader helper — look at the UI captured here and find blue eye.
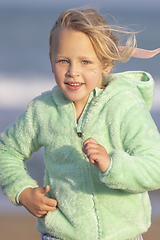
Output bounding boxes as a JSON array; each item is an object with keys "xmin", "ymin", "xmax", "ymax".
[
  {"xmin": 61, "ymin": 60, "xmax": 68, "ymax": 63},
  {"xmin": 82, "ymin": 60, "xmax": 89, "ymax": 65}
]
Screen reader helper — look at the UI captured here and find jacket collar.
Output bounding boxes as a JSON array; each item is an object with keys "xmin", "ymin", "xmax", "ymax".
[{"xmin": 51, "ymin": 85, "xmax": 104, "ymax": 107}]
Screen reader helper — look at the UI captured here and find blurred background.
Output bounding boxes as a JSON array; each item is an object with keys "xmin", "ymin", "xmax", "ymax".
[{"xmin": 0, "ymin": 0, "xmax": 160, "ymax": 239}]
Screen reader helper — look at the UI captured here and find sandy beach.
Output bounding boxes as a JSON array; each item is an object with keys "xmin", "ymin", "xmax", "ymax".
[
  {"xmin": 0, "ymin": 213, "xmax": 159, "ymax": 240},
  {"xmin": 0, "ymin": 214, "xmax": 40, "ymax": 240}
]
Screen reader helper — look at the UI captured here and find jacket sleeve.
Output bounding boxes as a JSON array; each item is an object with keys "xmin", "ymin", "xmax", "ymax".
[
  {"xmin": 100, "ymin": 92, "xmax": 160, "ymax": 193},
  {"xmin": 0, "ymin": 101, "xmax": 41, "ymax": 205}
]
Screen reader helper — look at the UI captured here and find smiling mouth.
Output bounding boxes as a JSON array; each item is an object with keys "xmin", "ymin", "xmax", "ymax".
[
  {"xmin": 66, "ymin": 82, "xmax": 83, "ymax": 86},
  {"xmin": 65, "ymin": 82, "xmax": 84, "ymax": 91}
]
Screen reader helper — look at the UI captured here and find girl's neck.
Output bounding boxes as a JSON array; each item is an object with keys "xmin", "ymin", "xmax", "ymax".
[
  {"xmin": 75, "ymin": 104, "xmax": 86, "ymax": 122},
  {"xmin": 73, "ymin": 99, "xmax": 89, "ymax": 123}
]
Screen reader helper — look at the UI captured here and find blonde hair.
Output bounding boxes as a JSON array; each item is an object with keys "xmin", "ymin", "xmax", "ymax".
[{"xmin": 49, "ymin": 8, "xmax": 136, "ymax": 69}]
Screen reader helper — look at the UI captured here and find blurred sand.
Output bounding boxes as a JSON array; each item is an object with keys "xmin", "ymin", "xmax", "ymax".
[
  {"xmin": 0, "ymin": 214, "xmax": 40, "ymax": 240},
  {"xmin": 0, "ymin": 213, "xmax": 159, "ymax": 240}
]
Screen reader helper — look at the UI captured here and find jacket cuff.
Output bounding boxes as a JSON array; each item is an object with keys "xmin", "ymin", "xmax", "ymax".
[
  {"xmin": 99, "ymin": 156, "xmax": 113, "ymax": 181},
  {"xmin": 15, "ymin": 185, "xmax": 35, "ymax": 205}
]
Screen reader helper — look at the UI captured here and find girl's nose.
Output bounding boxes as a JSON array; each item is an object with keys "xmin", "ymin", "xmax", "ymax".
[{"xmin": 66, "ymin": 64, "xmax": 79, "ymax": 77}]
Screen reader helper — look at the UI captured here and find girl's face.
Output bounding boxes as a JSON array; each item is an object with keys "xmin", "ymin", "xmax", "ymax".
[{"xmin": 50, "ymin": 28, "xmax": 107, "ymax": 109}]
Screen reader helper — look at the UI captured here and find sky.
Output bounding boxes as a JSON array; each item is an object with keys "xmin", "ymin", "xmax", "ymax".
[{"xmin": 0, "ymin": 0, "xmax": 160, "ymax": 11}]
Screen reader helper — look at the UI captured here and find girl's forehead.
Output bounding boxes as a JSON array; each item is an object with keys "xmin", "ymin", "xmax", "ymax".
[
  {"xmin": 51, "ymin": 28, "xmax": 96, "ymax": 54},
  {"xmin": 55, "ymin": 28, "xmax": 87, "ymax": 41}
]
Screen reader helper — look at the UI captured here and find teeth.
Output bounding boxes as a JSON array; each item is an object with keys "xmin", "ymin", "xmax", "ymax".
[{"xmin": 68, "ymin": 83, "xmax": 82, "ymax": 86}]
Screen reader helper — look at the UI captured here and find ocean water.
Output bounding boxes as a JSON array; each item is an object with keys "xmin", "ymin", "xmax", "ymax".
[
  {"xmin": 0, "ymin": 8, "xmax": 160, "ymax": 77},
  {"xmin": 0, "ymin": 8, "xmax": 160, "ymax": 216}
]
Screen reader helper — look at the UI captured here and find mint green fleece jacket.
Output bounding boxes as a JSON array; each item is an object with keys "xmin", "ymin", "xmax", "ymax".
[{"xmin": 1, "ymin": 71, "xmax": 160, "ymax": 240}]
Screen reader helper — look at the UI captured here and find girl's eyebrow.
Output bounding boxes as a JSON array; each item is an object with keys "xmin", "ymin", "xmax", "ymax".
[
  {"xmin": 78, "ymin": 56, "xmax": 98, "ymax": 62},
  {"xmin": 55, "ymin": 56, "xmax": 97, "ymax": 61},
  {"xmin": 78, "ymin": 55, "xmax": 96, "ymax": 59},
  {"xmin": 55, "ymin": 55, "xmax": 68, "ymax": 59}
]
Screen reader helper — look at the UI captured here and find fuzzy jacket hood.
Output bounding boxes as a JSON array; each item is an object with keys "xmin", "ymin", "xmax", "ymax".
[
  {"xmin": 102, "ymin": 71, "xmax": 154, "ymax": 109},
  {"xmin": 0, "ymin": 71, "xmax": 160, "ymax": 240}
]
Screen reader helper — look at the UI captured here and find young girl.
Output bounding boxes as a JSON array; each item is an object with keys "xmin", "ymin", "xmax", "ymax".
[{"xmin": 0, "ymin": 7, "xmax": 160, "ymax": 240}]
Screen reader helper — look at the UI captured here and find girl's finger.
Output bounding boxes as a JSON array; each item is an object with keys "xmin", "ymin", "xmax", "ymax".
[
  {"xmin": 84, "ymin": 147, "xmax": 99, "ymax": 158},
  {"xmin": 44, "ymin": 196, "xmax": 58, "ymax": 208},
  {"xmin": 84, "ymin": 142, "xmax": 98, "ymax": 151},
  {"xmin": 43, "ymin": 204, "xmax": 57, "ymax": 212},
  {"xmin": 87, "ymin": 153, "xmax": 98, "ymax": 163},
  {"xmin": 82, "ymin": 138, "xmax": 99, "ymax": 153},
  {"xmin": 83, "ymin": 137, "xmax": 98, "ymax": 146}
]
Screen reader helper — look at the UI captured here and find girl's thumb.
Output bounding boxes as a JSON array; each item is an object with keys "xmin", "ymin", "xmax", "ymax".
[{"xmin": 42, "ymin": 185, "xmax": 50, "ymax": 194}]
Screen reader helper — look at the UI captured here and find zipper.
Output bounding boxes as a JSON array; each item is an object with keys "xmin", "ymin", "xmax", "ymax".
[
  {"xmin": 71, "ymin": 100, "xmax": 100, "ymax": 240},
  {"xmin": 76, "ymin": 125, "xmax": 99, "ymax": 238},
  {"xmin": 85, "ymin": 156, "xmax": 99, "ymax": 240}
]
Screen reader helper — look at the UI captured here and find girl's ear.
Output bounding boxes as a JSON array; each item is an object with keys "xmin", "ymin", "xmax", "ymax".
[
  {"xmin": 102, "ymin": 65, "xmax": 112, "ymax": 75},
  {"xmin": 102, "ymin": 61, "xmax": 113, "ymax": 75}
]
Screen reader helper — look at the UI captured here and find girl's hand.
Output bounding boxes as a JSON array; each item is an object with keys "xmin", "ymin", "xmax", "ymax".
[
  {"xmin": 18, "ymin": 185, "xmax": 57, "ymax": 218},
  {"xmin": 82, "ymin": 138, "xmax": 110, "ymax": 173}
]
